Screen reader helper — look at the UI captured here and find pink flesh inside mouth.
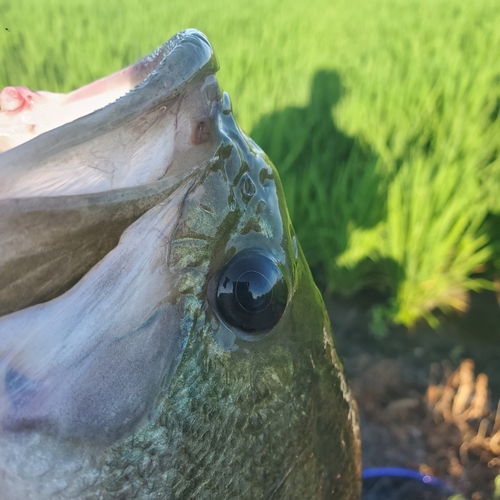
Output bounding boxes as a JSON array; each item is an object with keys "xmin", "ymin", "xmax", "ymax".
[{"xmin": 0, "ymin": 51, "xmax": 163, "ymax": 154}]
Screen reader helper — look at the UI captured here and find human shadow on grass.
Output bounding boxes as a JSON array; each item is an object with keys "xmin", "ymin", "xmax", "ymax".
[
  {"xmin": 251, "ymin": 70, "xmax": 400, "ymax": 295},
  {"xmin": 458, "ymin": 212, "xmax": 500, "ymax": 341}
]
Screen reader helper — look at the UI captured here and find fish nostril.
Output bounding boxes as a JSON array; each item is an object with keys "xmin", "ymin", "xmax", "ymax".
[
  {"xmin": 241, "ymin": 173, "xmax": 256, "ymax": 201},
  {"xmin": 256, "ymin": 200, "xmax": 267, "ymax": 214}
]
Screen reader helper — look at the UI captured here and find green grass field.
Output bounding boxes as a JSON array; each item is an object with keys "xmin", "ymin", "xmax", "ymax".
[{"xmin": 2, "ymin": 0, "xmax": 500, "ymax": 330}]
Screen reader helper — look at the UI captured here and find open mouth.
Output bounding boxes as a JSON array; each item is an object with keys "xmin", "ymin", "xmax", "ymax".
[
  {"xmin": 0, "ymin": 30, "xmax": 220, "ymax": 444},
  {"xmin": 0, "ymin": 38, "xmax": 172, "ymax": 154},
  {"xmin": 0, "ymin": 30, "xmax": 219, "ymax": 199},
  {"xmin": 0, "ymin": 34, "xmax": 184, "ymax": 153},
  {"xmin": 0, "ymin": 29, "xmax": 220, "ymax": 315},
  {"xmin": 0, "ymin": 49, "xmax": 165, "ymax": 154}
]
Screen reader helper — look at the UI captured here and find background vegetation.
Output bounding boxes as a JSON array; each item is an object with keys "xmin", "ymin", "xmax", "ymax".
[{"xmin": 1, "ymin": 0, "xmax": 500, "ymax": 331}]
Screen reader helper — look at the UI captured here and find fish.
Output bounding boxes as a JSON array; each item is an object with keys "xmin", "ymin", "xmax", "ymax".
[{"xmin": 0, "ymin": 30, "xmax": 361, "ymax": 499}]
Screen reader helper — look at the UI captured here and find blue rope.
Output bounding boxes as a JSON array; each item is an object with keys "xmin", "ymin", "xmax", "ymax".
[{"xmin": 362, "ymin": 467, "xmax": 453, "ymax": 494}]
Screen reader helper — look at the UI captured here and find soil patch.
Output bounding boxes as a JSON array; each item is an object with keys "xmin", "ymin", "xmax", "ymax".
[{"xmin": 328, "ymin": 290, "xmax": 500, "ymax": 499}]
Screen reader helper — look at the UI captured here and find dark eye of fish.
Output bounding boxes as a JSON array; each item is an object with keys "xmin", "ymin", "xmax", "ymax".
[{"xmin": 215, "ymin": 250, "xmax": 288, "ymax": 335}]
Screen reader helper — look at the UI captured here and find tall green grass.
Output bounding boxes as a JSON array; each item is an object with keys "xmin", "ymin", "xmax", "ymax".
[{"xmin": 1, "ymin": 0, "xmax": 500, "ymax": 330}]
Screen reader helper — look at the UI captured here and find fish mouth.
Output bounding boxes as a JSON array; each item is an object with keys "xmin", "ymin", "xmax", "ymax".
[
  {"xmin": 0, "ymin": 30, "xmax": 215, "ymax": 154},
  {"xmin": 0, "ymin": 30, "xmax": 223, "ymax": 443},
  {"xmin": 0, "ymin": 30, "xmax": 222, "ymax": 316},
  {"xmin": 0, "ymin": 29, "xmax": 219, "ymax": 199},
  {"xmin": 0, "ymin": 57, "xmax": 156, "ymax": 147}
]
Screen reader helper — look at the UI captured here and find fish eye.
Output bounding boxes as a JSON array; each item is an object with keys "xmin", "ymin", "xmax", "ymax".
[{"xmin": 214, "ymin": 250, "xmax": 288, "ymax": 336}]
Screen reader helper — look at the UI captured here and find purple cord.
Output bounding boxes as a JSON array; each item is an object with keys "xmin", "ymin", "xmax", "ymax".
[{"xmin": 362, "ymin": 467, "xmax": 452, "ymax": 493}]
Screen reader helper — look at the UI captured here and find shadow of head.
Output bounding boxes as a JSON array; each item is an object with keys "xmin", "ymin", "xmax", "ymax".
[
  {"xmin": 250, "ymin": 69, "xmax": 391, "ymax": 294},
  {"xmin": 251, "ymin": 69, "xmax": 352, "ymax": 172},
  {"xmin": 309, "ymin": 69, "xmax": 343, "ymax": 114}
]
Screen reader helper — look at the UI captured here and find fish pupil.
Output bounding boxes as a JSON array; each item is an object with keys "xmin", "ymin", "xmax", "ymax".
[
  {"xmin": 215, "ymin": 250, "xmax": 288, "ymax": 335},
  {"xmin": 234, "ymin": 271, "xmax": 272, "ymax": 313}
]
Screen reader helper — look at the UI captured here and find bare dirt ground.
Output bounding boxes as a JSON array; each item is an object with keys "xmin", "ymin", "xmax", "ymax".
[{"xmin": 328, "ymin": 289, "xmax": 500, "ymax": 499}]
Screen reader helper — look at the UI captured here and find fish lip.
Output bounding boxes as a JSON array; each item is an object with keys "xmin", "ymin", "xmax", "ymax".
[
  {"xmin": 0, "ymin": 29, "xmax": 219, "ymax": 171},
  {"xmin": 133, "ymin": 29, "xmax": 219, "ymax": 93},
  {"xmin": 58, "ymin": 30, "xmax": 206, "ymax": 107}
]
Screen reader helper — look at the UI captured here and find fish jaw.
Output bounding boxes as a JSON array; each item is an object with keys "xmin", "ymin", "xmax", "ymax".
[
  {"xmin": 0, "ymin": 185, "xmax": 192, "ymax": 444},
  {"xmin": 0, "ymin": 30, "xmax": 221, "ymax": 316}
]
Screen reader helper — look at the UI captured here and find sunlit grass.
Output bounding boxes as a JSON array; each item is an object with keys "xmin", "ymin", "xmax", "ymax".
[{"xmin": 1, "ymin": 0, "xmax": 500, "ymax": 329}]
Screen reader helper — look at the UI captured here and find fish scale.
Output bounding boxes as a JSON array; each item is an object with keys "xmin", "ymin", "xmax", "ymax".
[
  {"xmin": 91, "ymin": 286, "xmax": 358, "ymax": 498},
  {"xmin": 102, "ymin": 334, "xmax": 316, "ymax": 498}
]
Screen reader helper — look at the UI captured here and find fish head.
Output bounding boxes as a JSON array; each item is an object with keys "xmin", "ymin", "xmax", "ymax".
[{"xmin": 0, "ymin": 30, "xmax": 361, "ymax": 499}]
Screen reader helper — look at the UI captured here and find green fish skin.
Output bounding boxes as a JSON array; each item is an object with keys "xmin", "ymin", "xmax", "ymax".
[{"xmin": 0, "ymin": 30, "xmax": 361, "ymax": 499}]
